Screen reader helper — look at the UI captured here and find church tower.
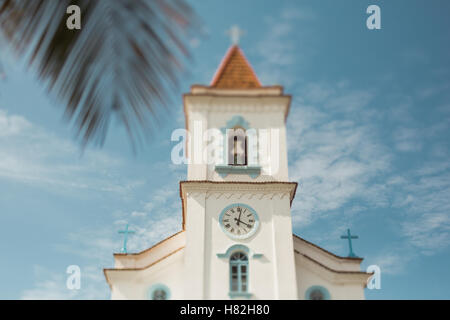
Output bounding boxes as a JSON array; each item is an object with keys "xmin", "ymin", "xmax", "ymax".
[
  {"xmin": 104, "ymin": 45, "xmax": 372, "ymax": 300},
  {"xmin": 181, "ymin": 45, "xmax": 298, "ymax": 299}
]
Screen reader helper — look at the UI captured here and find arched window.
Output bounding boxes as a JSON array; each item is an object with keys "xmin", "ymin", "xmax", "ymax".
[
  {"xmin": 230, "ymin": 251, "xmax": 249, "ymax": 293},
  {"xmin": 305, "ymin": 286, "xmax": 330, "ymax": 300},
  {"xmin": 148, "ymin": 284, "xmax": 171, "ymax": 300},
  {"xmin": 152, "ymin": 289, "xmax": 167, "ymax": 300},
  {"xmin": 309, "ymin": 289, "xmax": 324, "ymax": 300},
  {"xmin": 228, "ymin": 127, "xmax": 247, "ymax": 166}
]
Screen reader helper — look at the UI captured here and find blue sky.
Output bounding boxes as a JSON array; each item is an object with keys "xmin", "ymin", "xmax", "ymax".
[{"xmin": 0, "ymin": 0, "xmax": 450, "ymax": 299}]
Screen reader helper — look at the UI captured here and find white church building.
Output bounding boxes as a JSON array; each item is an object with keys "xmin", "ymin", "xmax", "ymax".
[{"xmin": 104, "ymin": 45, "xmax": 372, "ymax": 300}]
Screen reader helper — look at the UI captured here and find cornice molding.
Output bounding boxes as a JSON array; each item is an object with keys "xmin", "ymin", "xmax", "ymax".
[
  {"xmin": 186, "ymin": 100, "xmax": 289, "ymax": 115},
  {"xmin": 183, "ymin": 94, "xmax": 291, "ymax": 123},
  {"xmin": 104, "ymin": 246, "xmax": 185, "ymax": 288},
  {"xmin": 293, "ymin": 234, "xmax": 364, "ymax": 263},
  {"xmin": 295, "ymin": 251, "xmax": 372, "ymax": 286},
  {"xmin": 180, "ymin": 180, "xmax": 297, "ymax": 205}
]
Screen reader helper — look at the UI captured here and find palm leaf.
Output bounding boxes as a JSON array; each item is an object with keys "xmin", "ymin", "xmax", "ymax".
[{"xmin": 0, "ymin": 0, "xmax": 197, "ymax": 147}]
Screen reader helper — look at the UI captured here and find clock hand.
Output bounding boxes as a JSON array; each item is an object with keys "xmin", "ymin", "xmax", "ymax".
[
  {"xmin": 237, "ymin": 210, "xmax": 242, "ymax": 226},
  {"xmin": 234, "ymin": 217, "xmax": 252, "ymax": 228},
  {"xmin": 234, "ymin": 217, "xmax": 244, "ymax": 227}
]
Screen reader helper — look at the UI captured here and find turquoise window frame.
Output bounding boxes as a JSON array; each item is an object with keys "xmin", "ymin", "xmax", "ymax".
[
  {"xmin": 147, "ymin": 283, "xmax": 171, "ymax": 300},
  {"xmin": 226, "ymin": 115, "xmax": 250, "ymax": 130},
  {"xmin": 229, "ymin": 251, "xmax": 251, "ymax": 298},
  {"xmin": 217, "ymin": 244, "xmax": 263, "ymax": 299},
  {"xmin": 215, "ymin": 165, "xmax": 261, "ymax": 178},
  {"xmin": 218, "ymin": 203, "xmax": 260, "ymax": 240},
  {"xmin": 215, "ymin": 115, "xmax": 261, "ymax": 179},
  {"xmin": 305, "ymin": 285, "xmax": 331, "ymax": 300},
  {"xmin": 217, "ymin": 244, "xmax": 263, "ymax": 259}
]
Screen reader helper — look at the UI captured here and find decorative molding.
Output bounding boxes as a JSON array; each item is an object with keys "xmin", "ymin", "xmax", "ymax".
[
  {"xmin": 180, "ymin": 181, "xmax": 297, "ymax": 202},
  {"xmin": 179, "ymin": 182, "xmax": 298, "ymax": 229},
  {"xmin": 188, "ymin": 192, "xmax": 293, "ymax": 203},
  {"xmin": 217, "ymin": 244, "xmax": 263, "ymax": 259},
  {"xmin": 215, "ymin": 165, "xmax": 261, "ymax": 179},
  {"xmin": 104, "ymin": 246, "xmax": 185, "ymax": 278},
  {"xmin": 184, "ymin": 95, "xmax": 291, "ymax": 117},
  {"xmin": 189, "ymin": 85, "xmax": 284, "ymax": 96},
  {"xmin": 229, "ymin": 292, "xmax": 253, "ymax": 298},
  {"xmin": 186, "ymin": 192, "xmax": 206, "ymax": 199},
  {"xmin": 294, "ymin": 250, "xmax": 372, "ymax": 285},
  {"xmin": 217, "ymin": 244, "xmax": 249, "ymax": 258},
  {"xmin": 226, "ymin": 115, "xmax": 250, "ymax": 130},
  {"xmin": 189, "ymin": 103, "xmax": 287, "ymax": 113},
  {"xmin": 114, "ymin": 231, "xmax": 185, "ymax": 258},
  {"xmin": 293, "ymin": 234, "xmax": 364, "ymax": 262}
]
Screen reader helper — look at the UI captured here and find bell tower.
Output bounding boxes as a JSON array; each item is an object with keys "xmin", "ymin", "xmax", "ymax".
[
  {"xmin": 184, "ymin": 45, "xmax": 291, "ymax": 183},
  {"xmin": 181, "ymin": 45, "xmax": 298, "ymax": 299}
]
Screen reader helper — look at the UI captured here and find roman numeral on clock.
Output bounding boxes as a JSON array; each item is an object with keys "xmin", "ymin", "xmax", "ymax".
[{"xmin": 220, "ymin": 205, "xmax": 258, "ymax": 239}]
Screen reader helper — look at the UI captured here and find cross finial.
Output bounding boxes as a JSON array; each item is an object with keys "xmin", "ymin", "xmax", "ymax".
[
  {"xmin": 340, "ymin": 228, "xmax": 359, "ymax": 257},
  {"xmin": 226, "ymin": 25, "xmax": 245, "ymax": 45},
  {"xmin": 118, "ymin": 223, "xmax": 135, "ymax": 254}
]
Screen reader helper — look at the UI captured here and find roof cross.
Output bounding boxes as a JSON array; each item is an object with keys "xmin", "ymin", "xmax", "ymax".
[
  {"xmin": 340, "ymin": 228, "xmax": 359, "ymax": 257},
  {"xmin": 118, "ymin": 223, "xmax": 135, "ymax": 254},
  {"xmin": 226, "ymin": 25, "xmax": 245, "ymax": 45}
]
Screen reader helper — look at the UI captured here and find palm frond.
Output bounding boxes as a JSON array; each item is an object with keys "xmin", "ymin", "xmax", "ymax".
[{"xmin": 0, "ymin": 0, "xmax": 197, "ymax": 147}]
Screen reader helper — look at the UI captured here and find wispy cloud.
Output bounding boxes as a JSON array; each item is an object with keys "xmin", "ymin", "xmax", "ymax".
[
  {"xmin": 254, "ymin": 6, "xmax": 315, "ymax": 86},
  {"xmin": 22, "ymin": 175, "xmax": 183, "ymax": 299},
  {"xmin": 287, "ymin": 76, "xmax": 450, "ymax": 267},
  {"xmin": 368, "ymin": 250, "xmax": 415, "ymax": 275},
  {"xmin": 258, "ymin": 4, "xmax": 450, "ymax": 266},
  {"xmin": 288, "ymin": 82, "xmax": 390, "ymax": 227},
  {"xmin": 394, "ymin": 127, "xmax": 423, "ymax": 152},
  {"xmin": 3, "ymin": 108, "xmax": 185, "ymax": 299},
  {"xmin": 0, "ymin": 109, "xmax": 143, "ymax": 195},
  {"xmin": 393, "ymin": 162, "xmax": 450, "ymax": 254}
]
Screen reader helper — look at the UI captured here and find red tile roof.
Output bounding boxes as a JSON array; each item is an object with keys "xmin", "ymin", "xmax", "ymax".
[{"xmin": 210, "ymin": 45, "xmax": 262, "ymax": 89}]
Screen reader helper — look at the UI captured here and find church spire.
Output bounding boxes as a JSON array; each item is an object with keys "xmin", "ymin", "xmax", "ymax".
[{"xmin": 210, "ymin": 45, "xmax": 262, "ymax": 89}]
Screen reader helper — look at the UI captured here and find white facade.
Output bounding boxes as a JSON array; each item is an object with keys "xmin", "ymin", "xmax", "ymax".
[{"xmin": 104, "ymin": 46, "xmax": 371, "ymax": 300}]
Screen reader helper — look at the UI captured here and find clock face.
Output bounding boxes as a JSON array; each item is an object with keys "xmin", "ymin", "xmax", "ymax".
[{"xmin": 219, "ymin": 204, "xmax": 259, "ymax": 239}]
